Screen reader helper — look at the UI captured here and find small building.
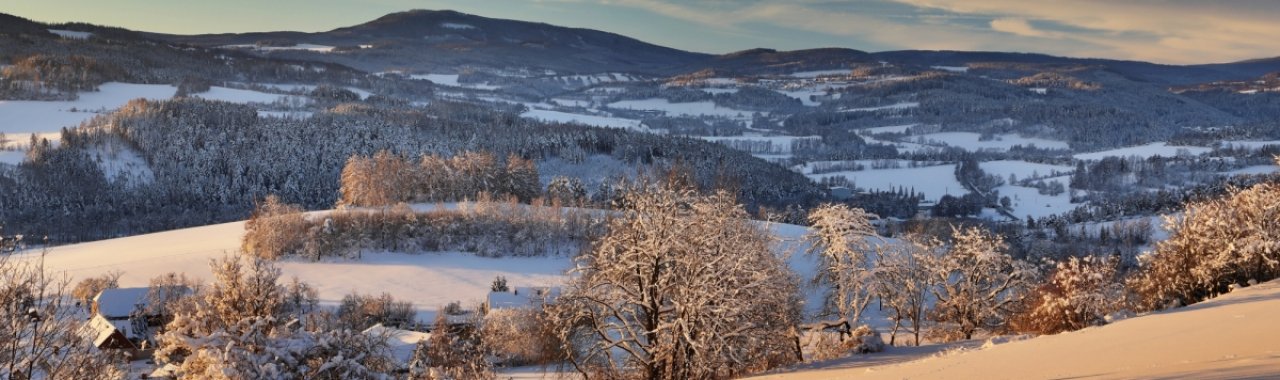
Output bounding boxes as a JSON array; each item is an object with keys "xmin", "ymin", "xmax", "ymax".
[
  {"xmin": 87, "ymin": 314, "xmax": 139, "ymax": 357},
  {"xmin": 483, "ymin": 286, "xmax": 561, "ymax": 314},
  {"xmin": 91, "ymin": 286, "xmax": 189, "ymax": 353},
  {"xmin": 830, "ymin": 186, "xmax": 853, "ymax": 201}
]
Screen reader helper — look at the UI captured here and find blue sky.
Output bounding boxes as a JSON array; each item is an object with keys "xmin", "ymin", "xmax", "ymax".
[{"xmin": 5, "ymin": 0, "xmax": 1279, "ymax": 64}]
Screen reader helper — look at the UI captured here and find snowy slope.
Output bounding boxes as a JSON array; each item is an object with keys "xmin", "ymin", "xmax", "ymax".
[
  {"xmin": 751, "ymin": 279, "xmax": 1280, "ymax": 380},
  {"xmin": 12, "ymin": 214, "xmax": 568, "ymax": 323}
]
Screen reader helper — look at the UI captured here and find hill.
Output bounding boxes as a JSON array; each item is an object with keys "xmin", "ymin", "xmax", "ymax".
[{"xmin": 751, "ymin": 279, "xmax": 1280, "ymax": 379}]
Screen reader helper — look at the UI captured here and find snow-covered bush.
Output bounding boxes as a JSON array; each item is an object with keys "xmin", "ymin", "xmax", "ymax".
[
  {"xmin": 409, "ymin": 313, "xmax": 493, "ymax": 380},
  {"xmin": 336, "ymin": 292, "xmax": 415, "ymax": 330},
  {"xmin": 155, "ymin": 256, "xmax": 396, "ymax": 379},
  {"xmin": 1011, "ymin": 255, "xmax": 1125, "ymax": 334},
  {"xmin": 339, "ymin": 150, "xmax": 540, "ymax": 207},
  {"xmin": 1129, "ymin": 180, "xmax": 1280, "ymax": 310},
  {"xmin": 480, "ymin": 307, "xmax": 564, "ymax": 367},
  {"xmin": 875, "ymin": 233, "xmax": 942, "ymax": 346},
  {"xmin": 243, "ymin": 198, "xmax": 607, "ymax": 259}
]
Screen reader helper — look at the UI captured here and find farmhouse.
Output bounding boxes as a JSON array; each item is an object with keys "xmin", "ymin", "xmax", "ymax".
[
  {"xmin": 88, "ymin": 286, "xmax": 190, "ymax": 355},
  {"xmin": 483, "ymin": 286, "xmax": 561, "ymax": 314}
]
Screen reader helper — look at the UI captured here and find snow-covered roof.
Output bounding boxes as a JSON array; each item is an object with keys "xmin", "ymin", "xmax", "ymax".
[
  {"xmin": 487, "ymin": 286, "xmax": 561, "ymax": 311},
  {"xmin": 364, "ymin": 323, "xmax": 431, "ymax": 364},
  {"xmin": 93, "ymin": 287, "xmax": 150, "ymax": 319},
  {"xmin": 93, "ymin": 286, "xmax": 189, "ymax": 319}
]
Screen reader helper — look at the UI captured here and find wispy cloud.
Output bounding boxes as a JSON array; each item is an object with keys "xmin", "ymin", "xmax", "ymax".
[{"xmin": 582, "ymin": 0, "xmax": 1279, "ymax": 63}]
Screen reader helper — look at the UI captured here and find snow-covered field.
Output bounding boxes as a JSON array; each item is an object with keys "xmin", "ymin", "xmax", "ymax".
[
  {"xmin": 997, "ymin": 181, "xmax": 1075, "ymax": 219},
  {"xmin": 220, "ymin": 43, "xmax": 336, "ymax": 53},
  {"xmin": 809, "ymin": 163, "xmax": 965, "ymax": 201},
  {"xmin": 1075, "ymin": 142, "xmax": 1212, "ymax": 160},
  {"xmin": 753, "ymin": 279, "xmax": 1280, "ymax": 379},
  {"xmin": 608, "ymin": 99, "xmax": 760, "ymax": 119},
  {"xmin": 192, "ymin": 86, "xmax": 300, "ymax": 104},
  {"xmin": 410, "ymin": 74, "xmax": 500, "ymax": 90},
  {"xmin": 12, "ymin": 216, "xmax": 569, "ymax": 323},
  {"xmin": 839, "ymin": 102, "xmax": 919, "ymax": 113},
  {"xmin": 980, "ymin": 160, "xmax": 1074, "ymax": 181},
  {"xmin": 1221, "ymin": 140, "xmax": 1280, "ymax": 150},
  {"xmin": 699, "ymin": 135, "xmax": 821, "ymax": 154},
  {"xmin": 915, "ymin": 132, "xmax": 1070, "ymax": 151},
  {"xmin": 520, "ymin": 109, "xmax": 644, "ymax": 130},
  {"xmin": 0, "ymin": 82, "xmax": 176, "ymax": 137}
]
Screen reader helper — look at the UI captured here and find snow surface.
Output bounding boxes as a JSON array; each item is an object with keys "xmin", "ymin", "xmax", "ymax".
[
  {"xmin": 788, "ymin": 69, "xmax": 850, "ymax": 78},
  {"xmin": 753, "ymin": 279, "xmax": 1280, "ymax": 379},
  {"xmin": 0, "ymin": 150, "xmax": 23, "ymax": 165},
  {"xmin": 1221, "ymin": 140, "xmax": 1280, "ymax": 150},
  {"xmin": 440, "ymin": 22, "xmax": 476, "ymax": 30},
  {"xmin": 980, "ymin": 160, "xmax": 1074, "ymax": 181},
  {"xmin": 808, "ymin": 163, "xmax": 965, "ymax": 201},
  {"xmin": 221, "ymin": 44, "xmax": 335, "ymax": 53},
  {"xmin": 608, "ymin": 99, "xmax": 760, "ymax": 119},
  {"xmin": 410, "ymin": 74, "xmax": 499, "ymax": 90},
  {"xmin": 520, "ymin": 109, "xmax": 644, "ymax": 130},
  {"xmin": 11, "ymin": 216, "xmax": 570, "ymax": 324},
  {"xmin": 0, "ymin": 82, "xmax": 176, "ymax": 137},
  {"xmin": 860, "ymin": 124, "xmax": 918, "ymax": 134},
  {"xmin": 931, "ymin": 65, "xmax": 969, "ymax": 73},
  {"xmin": 1225, "ymin": 165, "xmax": 1280, "ymax": 176},
  {"xmin": 699, "ymin": 135, "xmax": 821, "ymax": 154},
  {"xmin": 48, "ymin": 29, "xmax": 92, "ymax": 40},
  {"xmin": 996, "ymin": 181, "xmax": 1075, "ymax": 219},
  {"xmin": 914, "ymin": 132, "xmax": 1070, "ymax": 151},
  {"xmin": 1075, "ymin": 142, "xmax": 1212, "ymax": 160},
  {"xmin": 839, "ymin": 102, "xmax": 919, "ymax": 113},
  {"xmin": 191, "ymin": 86, "xmax": 296, "ymax": 104}
]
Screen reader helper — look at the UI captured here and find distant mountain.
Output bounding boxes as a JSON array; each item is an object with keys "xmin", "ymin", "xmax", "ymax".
[
  {"xmin": 151, "ymin": 9, "xmax": 711, "ymax": 75},
  {"xmin": 871, "ymin": 50, "xmax": 1280, "ymax": 85}
]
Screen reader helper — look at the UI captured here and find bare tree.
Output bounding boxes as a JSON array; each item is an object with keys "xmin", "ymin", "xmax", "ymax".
[
  {"xmin": 552, "ymin": 188, "xmax": 802, "ymax": 380},
  {"xmin": 805, "ymin": 203, "xmax": 881, "ymax": 337}
]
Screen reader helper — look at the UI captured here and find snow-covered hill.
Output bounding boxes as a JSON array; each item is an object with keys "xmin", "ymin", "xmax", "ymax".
[
  {"xmin": 751, "ymin": 279, "xmax": 1280, "ymax": 380},
  {"xmin": 11, "ymin": 211, "xmax": 568, "ymax": 322}
]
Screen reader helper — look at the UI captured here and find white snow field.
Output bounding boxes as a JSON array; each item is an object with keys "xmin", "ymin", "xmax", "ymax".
[
  {"xmin": 48, "ymin": 29, "xmax": 93, "ymax": 40},
  {"xmin": 839, "ymin": 102, "xmax": 919, "ymax": 113},
  {"xmin": 1075, "ymin": 142, "xmax": 1212, "ymax": 160},
  {"xmin": 0, "ymin": 82, "xmax": 177, "ymax": 137},
  {"xmin": 191, "ymin": 86, "xmax": 299, "ymax": 104},
  {"xmin": 915, "ymin": 132, "xmax": 1070, "ymax": 151},
  {"xmin": 608, "ymin": 98, "xmax": 760, "ymax": 119},
  {"xmin": 12, "ymin": 214, "xmax": 569, "ymax": 323},
  {"xmin": 980, "ymin": 160, "xmax": 1074, "ymax": 181},
  {"xmin": 808, "ymin": 163, "xmax": 966, "ymax": 201},
  {"xmin": 520, "ymin": 109, "xmax": 644, "ymax": 130},
  {"xmin": 751, "ymin": 279, "xmax": 1280, "ymax": 380}
]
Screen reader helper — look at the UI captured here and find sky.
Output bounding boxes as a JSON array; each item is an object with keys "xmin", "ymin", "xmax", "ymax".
[{"xmin": 4, "ymin": 0, "xmax": 1279, "ymax": 64}]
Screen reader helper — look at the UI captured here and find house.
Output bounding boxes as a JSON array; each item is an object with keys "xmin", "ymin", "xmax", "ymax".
[
  {"xmin": 830, "ymin": 186, "xmax": 853, "ymax": 201},
  {"xmin": 87, "ymin": 314, "xmax": 139, "ymax": 358},
  {"xmin": 483, "ymin": 286, "xmax": 561, "ymax": 314},
  {"xmin": 90, "ymin": 286, "xmax": 189, "ymax": 354}
]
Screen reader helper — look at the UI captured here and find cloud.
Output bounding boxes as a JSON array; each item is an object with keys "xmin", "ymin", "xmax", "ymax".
[
  {"xmin": 586, "ymin": 0, "xmax": 1279, "ymax": 64},
  {"xmin": 989, "ymin": 18, "xmax": 1052, "ymax": 38}
]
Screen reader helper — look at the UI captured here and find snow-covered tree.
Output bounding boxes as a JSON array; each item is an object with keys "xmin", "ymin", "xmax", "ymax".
[
  {"xmin": 1130, "ymin": 179, "xmax": 1280, "ymax": 310},
  {"xmin": 1012, "ymin": 255, "xmax": 1125, "ymax": 334},
  {"xmin": 1, "ymin": 254, "xmax": 126, "ymax": 380},
  {"xmin": 874, "ymin": 233, "xmax": 942, "ymax": 346},
  {"xmin": 805, "ymin": 203, "xmax": 880, "ymax": 336},
  {"xmin": 928, "ymin": 226, "xmax": 1036, "ymax": 340},
  {"xmin": 410, "ymin": 313, "xmax": 493, "ymax": 380},
  {"xmin": 156, "ymin": 256, "xmax": 395, "ymax": 379},
  {"xmin": 552, "ymin": 188, "xmax": 802, "ymax": 380},
  {"xmin": 242, "ymin": 195, "xmax": 308, "ymax": 260}
]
